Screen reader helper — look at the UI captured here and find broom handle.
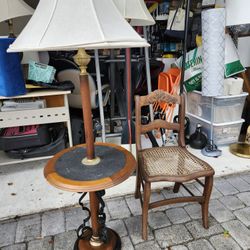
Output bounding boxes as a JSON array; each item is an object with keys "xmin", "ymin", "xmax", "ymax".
[{"xmin": 180, "ymin": 0, "xmax": 191, "ymax": 94}]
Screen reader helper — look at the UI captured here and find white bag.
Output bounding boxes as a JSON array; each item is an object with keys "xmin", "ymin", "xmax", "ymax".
[
  {"xmin": 167, "ymin": 8, "xmax": 193, "ymax": 31},
  {"xmin": 167, "ymin": 8, "xmax": 186, "ymax": 31}
]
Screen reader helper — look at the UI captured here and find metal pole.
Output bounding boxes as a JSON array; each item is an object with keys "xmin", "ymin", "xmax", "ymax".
[
  {"xmin": 143, "ymin": 26, "xmax": 154, "ymax": 121},
  {"xmin": 125, "ymin": 48, "xmax": 132, "ymax": 147},
  {"xmin": 94, "ymin": 49, "xmax": 106, "ymax": 142},
  {"xmin": 110, "ymin": 49, "xmax": 116, "ymax": 133}
]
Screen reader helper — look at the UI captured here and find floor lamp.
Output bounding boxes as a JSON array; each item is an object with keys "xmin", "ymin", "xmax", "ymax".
[
  {"xmin": 0, "ymin": 0, "xmax": 34, "ymax": 37},
  {"xmin": 8, "ymin": 0, "xmax": 148, "ymax": 248},
  {"xmin": 225, "ymin": 0, "xmax": 250, "ymax": 158},
  {"xmin": 113, "ymin": 0, "xmax": 155, "ymax": 147},
  {"xmin": 8, "ymin": 0, "xmax": 148, "ymax": 158}
]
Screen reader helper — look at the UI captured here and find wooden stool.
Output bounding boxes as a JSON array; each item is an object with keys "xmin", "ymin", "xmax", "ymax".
[{"xmin": 44, "ymin": 142, "xmax": 136, "ymax": 250}]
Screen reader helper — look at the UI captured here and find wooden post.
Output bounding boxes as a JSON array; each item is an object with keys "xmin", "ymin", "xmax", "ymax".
[
  {"xmin": 79, "ymin": 74, "xmax": 95, "ymax": 159},
  {"xmin": 73, "ymin": 49, "xmax": 103, "ymax": 247},
  {"xmin": 89, "ymin": 192, "xmax": 102, "ymax": 247},
  {"xmin": 74, "ymin": 49, "xmax": 100, "ymax": 165}
]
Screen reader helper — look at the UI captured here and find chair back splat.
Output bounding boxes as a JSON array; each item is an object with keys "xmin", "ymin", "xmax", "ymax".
[
  {"xmin": 135, "ymin": 89, "xmax": 185, "ymax": 152},
  {"xmin": 134, "ymin": 89, "xmax": 215, "ymax": 240}
]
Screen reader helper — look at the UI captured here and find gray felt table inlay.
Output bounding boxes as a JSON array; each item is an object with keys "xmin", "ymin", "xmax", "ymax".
[{"xmin": 54, "ymin": 145, "xmax": 126, "ymax": 181}]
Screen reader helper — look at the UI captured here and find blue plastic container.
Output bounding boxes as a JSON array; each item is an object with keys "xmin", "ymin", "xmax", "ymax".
[{"xmin": 0, "ymin": 38, "xmax": 26, "ymax": 97}]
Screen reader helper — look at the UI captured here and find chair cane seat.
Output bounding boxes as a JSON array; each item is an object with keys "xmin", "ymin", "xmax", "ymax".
[{"xmin": 139, "ymin": 146, "xmax": 214, "ymax": 182}]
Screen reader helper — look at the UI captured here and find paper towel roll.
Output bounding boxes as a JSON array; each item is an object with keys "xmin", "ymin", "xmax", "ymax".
[{"xmin": 202, "ymin": 8, "xmax": 225, "ymax": 97}]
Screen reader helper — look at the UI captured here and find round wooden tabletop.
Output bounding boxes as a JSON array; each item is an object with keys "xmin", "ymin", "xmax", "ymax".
[{"xmin": 44, "ymin": 142, "xmax": 136, "ymax": 193}]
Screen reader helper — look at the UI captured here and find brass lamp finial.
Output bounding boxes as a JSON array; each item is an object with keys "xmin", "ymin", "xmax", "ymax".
[{"xmin": 73, "ymin": 48, "xmax": 91, "ymax": 76}]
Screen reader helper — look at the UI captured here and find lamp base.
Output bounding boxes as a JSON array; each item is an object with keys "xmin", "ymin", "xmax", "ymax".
[
  {"xmin": 229, "ymin": 142, "xmax": 250, "ymax": 158},
  {"xmin": 201, "ymin": 140, "xmax": 222, "ymax": 158},
  {"xmin": 74, "ymin": 227, "xmax": 121, "ymax": 250}
]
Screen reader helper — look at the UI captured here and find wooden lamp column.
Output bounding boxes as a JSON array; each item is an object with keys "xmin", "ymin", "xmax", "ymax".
[
  {"xmin": 73, "ymin": 48, "xmax": 100, "ymax": 165},
  {"xmin": 73, "ymin": 48, "xmax": 103, "ymax": 247}
]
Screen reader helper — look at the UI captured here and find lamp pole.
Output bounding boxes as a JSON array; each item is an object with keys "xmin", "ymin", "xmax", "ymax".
[
  {"xmin": 74, "ymin": 48, "xmax": 101, "ymax": 165},
  {"xmin": 74, "ymin": 48, "xmax": 103, "ymax": 247}
]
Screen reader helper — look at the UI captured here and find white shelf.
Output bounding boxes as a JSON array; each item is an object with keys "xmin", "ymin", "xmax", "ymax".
[
  {"xmin": 0, "ymin": 151, "xmax": 52, "ymax": 166},
  {"xmin": 0, "ymin": 90, "xmax": 71, "ymax": 100},
  {"xmin": 0, "ymin": 107, "xmax": 70, "ymax": 128},
  {"xmin": 0, "ymin": 90, "xmax": 73, "ymax": 166}
]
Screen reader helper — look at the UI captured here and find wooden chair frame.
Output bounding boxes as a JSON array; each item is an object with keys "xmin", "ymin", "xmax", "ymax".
[{"xmin": 135, "ymin": 90, "xmax": 215, "ymax": 240}]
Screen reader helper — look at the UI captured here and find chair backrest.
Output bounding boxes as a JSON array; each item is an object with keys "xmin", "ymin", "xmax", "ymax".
[{"xmin": 135, "ymin": 89, "xmax": 186, "ymax": 151}]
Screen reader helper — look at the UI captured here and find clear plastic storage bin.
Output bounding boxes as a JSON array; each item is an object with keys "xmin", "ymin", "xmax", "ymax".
[
  {"xmin": 187, "ymin": 91, "xmax": 248, "ymax": 123},
  {"xmin": 187, "ymin": 113, "xmax": 244, "ymax": 145}
]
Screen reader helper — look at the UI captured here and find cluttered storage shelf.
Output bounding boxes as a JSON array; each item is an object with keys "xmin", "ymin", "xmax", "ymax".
[{"xmin": 0, "ymin": 89, "xmax": 73, "ymax": 166}]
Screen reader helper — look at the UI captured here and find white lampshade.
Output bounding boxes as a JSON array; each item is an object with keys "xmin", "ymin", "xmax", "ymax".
[
  {"xmin": 226, "ymin": 0, "xmax": 250, "ymax": 26},
  {"xmin": 8, "ymin": 0, "xmax": 149, "ymax": 52},
  {"xmin": 113, "ymin": 0, "xmax": 155, "ymax": 26},
  {"xmin": 0, "ymin": 0, "xmax": 34, "ymax": 23}
]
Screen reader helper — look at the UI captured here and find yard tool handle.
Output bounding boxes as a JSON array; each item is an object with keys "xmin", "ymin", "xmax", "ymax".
[{"xmin": 180, "ymin": 0, "xmax": 191, "ymax": 94}]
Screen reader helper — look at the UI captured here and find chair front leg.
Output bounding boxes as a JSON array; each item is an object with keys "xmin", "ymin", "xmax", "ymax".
[
  {"xmin": 142, "ymin": 181, "xmax": 151, "ymax": 240},
  {"xmin": 202, "ymin": 175, "xmax": 213, "ymax": 228},
  {"xmin": 135, "ymin": 167, "xmax": 142, "ymax": 199},
  {"xmin": 173, "ymin": 182, "xmax": 181, "ymax": 193}
]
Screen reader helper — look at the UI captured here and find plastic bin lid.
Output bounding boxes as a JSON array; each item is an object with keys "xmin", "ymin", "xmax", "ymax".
[
  {"xmin": 191, "ymin": 91, "xmax": 248, "ymax": 99},
  {"xmin": 186, "ymin": 112, "xmax": 245, "ymax": 126}
]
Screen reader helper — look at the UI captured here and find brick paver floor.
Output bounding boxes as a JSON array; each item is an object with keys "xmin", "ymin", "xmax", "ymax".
[{"xmin": 1, "ymin": 171, "xmax": 250, "ymax": 249}]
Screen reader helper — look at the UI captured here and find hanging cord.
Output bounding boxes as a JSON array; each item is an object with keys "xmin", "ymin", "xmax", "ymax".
[
  {"xmin": 76, "ymin": 192, "xmax": 91, "ymax": 239},
  {"xmin": 180, "ymin": 0, "xmax": 191, "ymax": 94},
  {"xmin": 96, "ymin": 190, "xmax": 108, "ymax": 243}
]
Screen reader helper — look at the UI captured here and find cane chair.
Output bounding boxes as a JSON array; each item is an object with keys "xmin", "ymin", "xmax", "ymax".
[{"xmin": 135, "ymin": 90, "xmax": 215, "ymax": 240}]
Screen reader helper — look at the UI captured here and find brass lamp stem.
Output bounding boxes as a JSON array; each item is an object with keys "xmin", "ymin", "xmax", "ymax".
[
  {"xmin": 73, "ymin": 49, "xmax": 100, "ymax": 165},
  {"xmin": 7, "ymin": 19, "xmax": 15, "ymax": 38}
]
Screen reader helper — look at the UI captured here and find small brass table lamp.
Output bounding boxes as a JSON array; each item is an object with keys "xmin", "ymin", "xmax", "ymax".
[{"xmin": 0, "ymin": 0, "xmax": 34, "ymax": 37}]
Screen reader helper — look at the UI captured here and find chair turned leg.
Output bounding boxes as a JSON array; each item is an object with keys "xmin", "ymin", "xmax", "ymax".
[
  {"xmin": 142, "ymin": 182, "xmax": 151, "ymax": 240},
  {"xmin": 135, "ymin": 170, "xmax": 141, "ymax": 199},
  {"xmin": 173, "ymin": 182, "xmax": 181, "ymax": 193},
  {"xmin": 202, "ymin": 175, "xmax": 213, "ymax": 228}
]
